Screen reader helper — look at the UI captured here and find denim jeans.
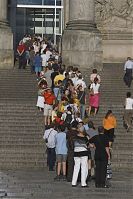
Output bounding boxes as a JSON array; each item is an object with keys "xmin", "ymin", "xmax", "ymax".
[{"xmin": 80, "ymin": 104, "xmax": 86, "ymax": 120}]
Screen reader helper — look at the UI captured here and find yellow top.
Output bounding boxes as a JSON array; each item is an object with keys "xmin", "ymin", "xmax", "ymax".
[{"xmin": 103, "ymin": 116, "xmax": 117, "ymax": 130}]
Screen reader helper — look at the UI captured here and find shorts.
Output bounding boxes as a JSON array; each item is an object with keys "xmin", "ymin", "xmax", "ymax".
[
  {"xmin": 56, "ymin": 154, "xmax": 67, "ymax": 162},
  {"xmin": 44, "ymin": 104, "xmax": 53, "ymax": 116},
  {"xmin": 104, "ymin": 128, "xmax": 115, "ymax": 142}
]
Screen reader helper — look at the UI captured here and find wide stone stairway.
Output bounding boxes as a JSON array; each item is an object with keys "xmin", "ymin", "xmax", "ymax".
[
  {"xmin": 0, "ymin": 65, "xmax": 132, "ymax": 171},
  {"xmin": 0, "ymin": 68, "xmax": 46, "ymax": 169}
]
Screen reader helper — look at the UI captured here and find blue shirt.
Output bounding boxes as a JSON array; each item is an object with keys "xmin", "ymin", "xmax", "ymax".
[
  {"xmin": 34, "ymin": 55, "xmax": 42, "ymax": 67},
  {"xmin": 55, "ymin": 132, "xmax": 68, "ymax": 155}
]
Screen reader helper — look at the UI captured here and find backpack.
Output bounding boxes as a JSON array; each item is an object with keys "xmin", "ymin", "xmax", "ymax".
[{"xmin": 65, "ymin": 112, "xmax": 72, "ymax": 124}]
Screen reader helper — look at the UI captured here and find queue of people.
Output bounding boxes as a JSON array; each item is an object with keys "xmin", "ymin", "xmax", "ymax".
[{"xmin": 16, "ymin": 34, "xmax": 133, "ymax": 189}]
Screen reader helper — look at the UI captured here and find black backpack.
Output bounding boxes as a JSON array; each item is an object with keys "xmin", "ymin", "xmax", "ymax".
[{"xmin": 65, "ymin": 112, "xmax": 72, "ymax": 124}]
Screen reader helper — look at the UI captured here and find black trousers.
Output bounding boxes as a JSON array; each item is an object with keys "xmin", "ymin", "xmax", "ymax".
[
  {"xmin": 95, "ymin": 160, "xmax": 108, "ymax": 186},
  {"xmin": 18, "ymin": 54, "xmax": 26, "ymax": 69},
  {"xmin": 124, "ymin": 69, "xmax": 132, "ymax": 87},
  {"xmin": 47, "ymin": 148, "xmax": 56, "ymax": 170},
  {"xmin": 66, "ymin": 151, "xmax": 74, "ymax": 182}
]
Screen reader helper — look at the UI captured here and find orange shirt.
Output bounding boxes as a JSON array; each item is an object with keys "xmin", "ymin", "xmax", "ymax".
[
  {"xmin": 103, "ymin": 116, "xmax": 117, "ymax": 130},
  {"xmin": 43, "ymin": 92, "xmax": 55, "ymax": 105}
]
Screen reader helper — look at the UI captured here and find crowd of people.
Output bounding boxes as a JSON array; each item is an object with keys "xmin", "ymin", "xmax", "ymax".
[{"xmin": 16, "ymin": 34, "xmax": 133, "ymax": 189}]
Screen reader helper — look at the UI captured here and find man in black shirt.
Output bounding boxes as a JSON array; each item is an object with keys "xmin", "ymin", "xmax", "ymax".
[{"xmin": 89, "ymin": 126, "xmax": 110, "ymax": 188}]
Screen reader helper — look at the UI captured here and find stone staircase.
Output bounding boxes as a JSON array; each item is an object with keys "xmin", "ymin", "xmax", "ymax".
[
  {"xmin": 86, "ymin": 64, "xmax": 133, "ymax": 171},
  {"xmin": 0, "ymin": 65, "xmax": 132, "ymax": 171},
  {"xmin": 0, "ymin": 68, "xmax": 46, "ymax": 169}
]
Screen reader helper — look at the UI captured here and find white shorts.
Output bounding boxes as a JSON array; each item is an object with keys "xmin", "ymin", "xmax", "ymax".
[{"xmin": 44, "ymin": 104, "xmax": 53, "ymax": 116}]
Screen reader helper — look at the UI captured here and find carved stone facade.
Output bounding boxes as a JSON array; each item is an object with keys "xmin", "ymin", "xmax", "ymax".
[
  {"xmin": 95, "ymin": 0, "xmax": 133, "ymax": 62},
  {"xmin": 95, "ymin": 0, "xmax": 133, "ymax": 33}
]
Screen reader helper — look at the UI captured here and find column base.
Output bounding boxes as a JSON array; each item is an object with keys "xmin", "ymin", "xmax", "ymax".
[
  {"xmin": 66, "ymin": 20, "xmax": 98, "ymax": 31},
  {"xmin": 0, "ymin": 25, "xmax": 14, "ymax": 69},
  {"xmin": 62, "ymin": 29, "xmax": 103, "ymax": 70}
]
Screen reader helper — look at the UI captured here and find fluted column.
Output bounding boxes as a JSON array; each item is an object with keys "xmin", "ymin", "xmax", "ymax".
[
  {"xmin": 62, "ymin": 0, "xmax": 103, "ymax": 70},
  {"xmin": 63, "ymin": 0, "xmax": 69, "ymax": 28},
  {"xmin": 67, "ymin": 0, "xmax": 96, "ymax": 30},
  {"xmin": 0, "ymin": 0, "xmax": 14, "ymax": 69},
  {"xmin": 0, "ymin": 0, "xmax": 7, "ymax": 24}
]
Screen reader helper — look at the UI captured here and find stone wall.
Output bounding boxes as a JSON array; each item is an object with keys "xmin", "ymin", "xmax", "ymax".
[
  {"xmin": 0, "ymin": 0, "xmax": 14, "ymax": 69},
  {"xmin": 95, "ymin": 0, "xmax": 133, "ymax": 62}
]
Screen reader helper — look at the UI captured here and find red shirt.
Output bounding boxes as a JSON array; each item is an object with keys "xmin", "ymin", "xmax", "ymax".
[
  {"xmin": 43, "ymin": 92, "xmax": 55, "ymax": 105},
  {"xmin": 17, "ymin": 44, "xmax": 26, "ymax": 54}
]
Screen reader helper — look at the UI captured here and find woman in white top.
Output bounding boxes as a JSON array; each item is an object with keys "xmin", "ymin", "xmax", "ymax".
[
  {"xmin": 88, "ymin": 77, "xmax": 100, "ymax": 116},
  {"xmin": 124, "ymin": 92, "xmax": 133, "ymax": 131}
]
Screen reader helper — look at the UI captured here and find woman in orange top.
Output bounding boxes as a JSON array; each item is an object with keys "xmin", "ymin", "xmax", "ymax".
[{"xmin": 103, "ymin": 110, "xmax": 117, "ymax": 148}]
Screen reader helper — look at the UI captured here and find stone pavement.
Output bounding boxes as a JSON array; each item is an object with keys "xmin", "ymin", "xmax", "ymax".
[{"xmin": 0, "ymin": 169, "xmax": 132, "ymax": 199}]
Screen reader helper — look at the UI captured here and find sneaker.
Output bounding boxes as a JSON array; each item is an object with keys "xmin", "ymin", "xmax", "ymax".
[
  {"xmin": 72, "ymin": 185, "xmax": 77, "ymax": 187},
  {"xmin": 62, "ymin": 175, "xmax": 66, "ymax": 181},
  {"xmin": 81, "ymin": 185, "xmax": 88, "ymax": 188},
  {"xmin": 54, "ymin": 175, "xmax": 60, "ymax": 181}
]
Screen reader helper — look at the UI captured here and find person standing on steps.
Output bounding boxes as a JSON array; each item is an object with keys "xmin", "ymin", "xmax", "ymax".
[
  {"xmin": 54, "ymin": 125, "xmax": 68, "ymax": 181},
  {"xmin": 43, "ymin": 124, "xmax": 57, "ymax": 171},
  {"xmin": 123, "ymin": 57, "xmax": 133, "ymax": 88},
  {"xmin": 103, "ymin": 110, "xmax": 117, "ymax": 149},
  {"xmin": 72, "ymin": 125, "xmax": 89, "ymax": 188},
  {"xmin": 123, "ymin": 92, "xmax": 133, "ymax": 132},
  {"xmin": 88, "ymin": 77, "xmax": 100, "ymax": 116},
  {"xmin": 17, "ymin": 40, "xmax": 26, "ymax": 69},
  {"xmin": 89, "ymin": 126, "xmax": 110, "ymax": 188}
]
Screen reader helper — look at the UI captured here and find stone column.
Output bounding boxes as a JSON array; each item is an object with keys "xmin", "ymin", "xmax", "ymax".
[
  {"xmin": 62, "ymin": 0, "xmax": 103, "ymax": 70},
  {"xmin": 63, "ymin": 0, "xmax": 69, "ymax": 28},
  {"xmin": 0, "ymin": 0, "xmax": 14, "ymax": 69}
]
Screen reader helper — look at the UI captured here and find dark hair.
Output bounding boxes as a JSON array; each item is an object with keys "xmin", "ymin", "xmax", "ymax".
[
  {"xmin": 71, "ymin": 120, "xmax": 78, "ymax": 128},
  {"xmin": 58, "ymin": 125, "xmax": 66, "ymax": 132},
  {"xmin": 65, "ymin": 72, "xmax": 69, "ymax": 78},
  {"xmin": 94, "ymin": 77, "xmax": 99, "ymax": 84},
  {"xmin": 127, "ymin": 57, "xmax": 131, "ymax": 60},
  {"xmin": 78, "ymin": 74, "xmax": 82, "ymax": 79},
  {"xmin": 57, "ymin": 112, "xmax": 62, "ymax": 118},
  {"xmin": 105, "ymin": 110, "xmax": 112, "ymax": 119},
  {"xmin": 88, "ymin": 121, "xmax": 95, "ymax": 129},
  {"xmin": 59, "ymin": 69, "xmax": 64, "ymax": 75},
  {"xmin": 92, "ymin": 69, "xmax": 97, "ymax": 74},
  {"xmin": 67, "ymin": 106, "xmax": 72, "ymax": 112},
  {"xmin": 58, "ymin": 80, "xmax": 62, "ymax": 85},
  {"xmin": 127, "ymin": 92, "xmax": 131, "ymax": 98},
  {"xmin": 98, "ymin": 126, "xmax": 104, "ymax": 134}
]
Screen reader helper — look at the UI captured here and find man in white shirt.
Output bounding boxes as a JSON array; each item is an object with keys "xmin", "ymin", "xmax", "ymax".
[
  {"xmin": 124, "ymin": 57, "xmax": 133, "ymax": 87},
  {"xmin": 43, "ymin": 124, "xmax": 58, "ymax": 171},
  {"xmin": 124, "ymin": 92, "xmax": 133, "ymax": 132}
]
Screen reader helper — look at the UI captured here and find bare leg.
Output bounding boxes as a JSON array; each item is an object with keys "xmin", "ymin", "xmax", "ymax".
[
  {"xmin": 88, "ymin": 106, "xmax": 91, "ymax": 115},
  {"xmin": 88, "ymin": 159, "xmax": 91, "ymax": 170},
  {"xmin": 44, "ymin": 116, "xmax": 47, "ymax": 125},
  {"xmin": 57, "ymin": 162, "xmax": 61, "ymax": 176},
  {"xmin": 62, "ymin": 162, "xmax": 66, "ymax": 176},
  {"xmin": 94, "ymin": 108, "xmax": 98, "ymax": 115},
  {"xmin": 48, "ymin": 116, "xmax": 51, "ymax": 125}
]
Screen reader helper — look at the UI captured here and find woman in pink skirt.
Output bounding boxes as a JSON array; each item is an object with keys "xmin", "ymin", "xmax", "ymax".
[{"xmin": 88, "ymin": 77, "xmax": 100, "ymax": 116}]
